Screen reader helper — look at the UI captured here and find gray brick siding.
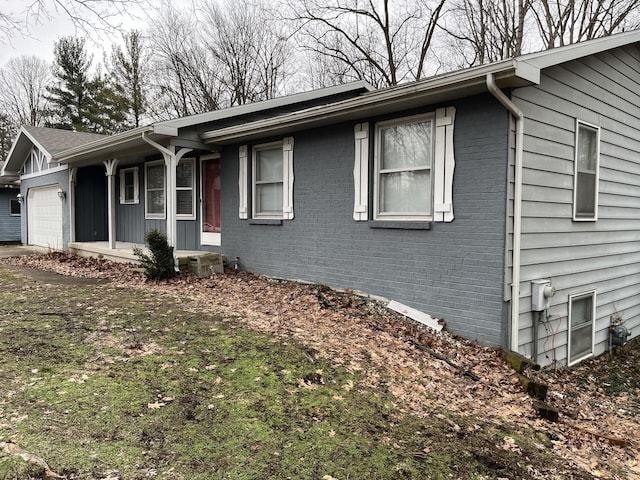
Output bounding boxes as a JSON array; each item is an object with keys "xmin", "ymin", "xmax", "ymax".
[{"xmin": 219, "ymin": 93, "xmax": 510, "ymax": 346}]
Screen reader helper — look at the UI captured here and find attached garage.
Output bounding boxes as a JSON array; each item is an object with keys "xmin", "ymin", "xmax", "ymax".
[{"xmin": 27, "ymin": 185, "xmax": 64, "ymax": 249}]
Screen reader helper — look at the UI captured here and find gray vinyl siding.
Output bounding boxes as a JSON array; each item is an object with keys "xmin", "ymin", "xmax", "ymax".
[
  {"xmin": 218, "ymin": 94, "xmax": 510, "ymax": 346},
  {"xmin": 0, "ymin": 188, "xmax": 21, "ymax": 242},
  {"xmin": 19, "ymin": 169, "xmax": 71, "ymax": 249},
  {"xmin": 512, "ymin": 45, "xmax": 640, "ymax": 366}
]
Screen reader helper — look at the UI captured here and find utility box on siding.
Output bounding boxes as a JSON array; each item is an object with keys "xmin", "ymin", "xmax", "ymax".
[{"xmin": 189, "ymin": 253, "xmax": 224, "ymax": 277}]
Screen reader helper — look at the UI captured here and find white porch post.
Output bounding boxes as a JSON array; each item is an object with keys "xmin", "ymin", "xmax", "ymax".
[
  {"xmin": 140, "ymin": 132, "xmax": 191, "ymax": 250},
  {"xmin": 103, "ymin": 159, "xmax": 119, "ymax": 250},
  {"xmin": 164, "ymin": 151, "xmax": 176, "ymax": 248},
  {"xmin": 69, "ymin": 167, "xmax": 77, "ymax": 243}
]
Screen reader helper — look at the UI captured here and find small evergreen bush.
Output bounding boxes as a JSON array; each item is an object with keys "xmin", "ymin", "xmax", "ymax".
[{"xmin": 133, "ymin": 229, "xmax": 175, "ymax": 280}]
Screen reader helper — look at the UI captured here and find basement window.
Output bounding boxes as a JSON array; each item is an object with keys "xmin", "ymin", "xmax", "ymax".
[{"xmin": 568, "ymin": 291, "xmax": 596, "ymax": 365}]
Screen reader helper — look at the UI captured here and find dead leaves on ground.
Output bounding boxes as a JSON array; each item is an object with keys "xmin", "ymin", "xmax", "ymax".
[{"xmin": 2, "ymin": 252, "xmax": 639, "ymax": 479}]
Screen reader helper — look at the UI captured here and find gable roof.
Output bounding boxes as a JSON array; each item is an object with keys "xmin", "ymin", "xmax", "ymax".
[{"xmin": 1, "ymin": 126, "xmax": 105, "ymax": 176}]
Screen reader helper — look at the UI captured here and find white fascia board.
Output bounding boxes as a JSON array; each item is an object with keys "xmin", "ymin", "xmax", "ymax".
[
  {"xmin": 151, "ymin": 124, "xmax": 179, "ymax": 136},
  {"xmin": 201, "ymin": 60, "xmax": 537, "ymax": 144},
  {"xmin": 2, "ymin": 127, "xmax": 48, "ymax": 174}
]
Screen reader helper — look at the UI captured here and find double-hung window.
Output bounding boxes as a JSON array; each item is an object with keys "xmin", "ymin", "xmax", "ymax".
[
  {"xmin": 353, "ymin": 108, "xmax": 456, "ymax": 224},
  {"xmin": 375, "ymin": 114, "xmax": 434, "ymax": 220},
  {"xmin": 568, "ymin": 291, "xmax": 596, "ymax": 365},
  {"xmin": 242, "ymin": 137, "xmax": 294, "ymax": 220},
  {"xmin": 119, "ymin": 167, "xmax": 139, "ymax": 204},
  {"xmin": 176, "ymin": 158, "xmax": 195, "ymax": 219},
  {"xmin": 573, "ymin": 120, "xmax": 600, "ymax": 221},
  {"xmin": 253, "ymin": 143, "xmax": 284, "ymax": 218},
  {"xmin": 145, "ymin": 161, "xmax": 165, "ymax": 219}
]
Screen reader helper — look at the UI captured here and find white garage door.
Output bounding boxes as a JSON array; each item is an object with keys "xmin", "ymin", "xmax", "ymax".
[{"xmin": 27, "ymin": 186, "xmax": 64, "ymax": 249}]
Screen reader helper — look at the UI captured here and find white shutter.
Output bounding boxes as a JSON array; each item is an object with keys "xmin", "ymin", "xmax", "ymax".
[
  {"xmin": 353, "ymin": 122, "xmax": 369, "ymax": 221},
  {"xmin": 238, "ymin": 145, "xmax": 248, "ymax": 219},
  {"xmin": 282, "ymin": 137, "xmax": 295, "ymax": 220},
  {"xmin": 434, "ymin": 107, "xmax": 456, "ymax": 222}
]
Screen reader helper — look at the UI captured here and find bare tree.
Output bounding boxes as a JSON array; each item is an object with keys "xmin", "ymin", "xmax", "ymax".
[
  {"xmin": 1, "ymin": 1, "xmax": 145, "ymax": 44},
  {"xmin": 285, "ymin": 0, "xmax": 447, "ymax": 87},
  {"xmin": 531, "ymin": 0, "xmax": 640, "ymax": 48},
  {"xmin": 0, "ymin": 55, "xmax": 51, "ymax": 127},
  {"xmin": 201, "ymin": 0, "xmax": 291, "ymax": 106},
  {"xmin": 146, "ymin": 2, "xmax": 222, "ymax": 119},
  {"xmin": 442, "ymin": 0, "xmax": 533, "ymax": 67}
]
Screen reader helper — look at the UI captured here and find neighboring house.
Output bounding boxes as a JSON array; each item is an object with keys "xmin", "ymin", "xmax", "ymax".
[
  {"xmin": 0, "ymin": 161, "xmax": 21, "ymax": 243},
  {"xmin": 3, "ymin": 31, "xmax": 640, "ymax": 367}
]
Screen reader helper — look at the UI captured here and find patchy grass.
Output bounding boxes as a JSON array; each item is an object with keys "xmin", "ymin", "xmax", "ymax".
[{"xmin": 0, "ymin": 267, "xmax": 615, "ymax": 479}]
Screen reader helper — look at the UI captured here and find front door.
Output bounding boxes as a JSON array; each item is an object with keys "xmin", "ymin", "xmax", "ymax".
[{"xmin": 201, "ymin": 155, "xmax": 221, "ymax": 246}]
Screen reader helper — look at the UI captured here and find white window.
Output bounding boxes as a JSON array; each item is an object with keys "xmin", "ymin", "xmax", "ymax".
[
  {"xmin": 573, "ymin": 120, "xmax": 600, "ymax": 221},
  {"xmin": 568, "ymin": 291, "xmax": 596, "ymax": 365},
  {"xmin": 358, "ymin": 108, "xmax": 455, "ymax": 223},
  {"xmin": 250, "ymin": 137, "xmax": 294, "ymax": 220},
  {"xmin": 145, "ymin": 161, "xmax": 165, "ymax": 219},
  {"xmin": 176, "ymin": 158, "xmax": 195, "ymax": 219},
  {"xmin": 374, "ymin": 114, "xmax": 434, "ymax": 220},
  {"xmin": 9, "ymin": 198, "xmax": 20, "ymax": 216},
  {"xmin": 119, "ymin": 167, "xmax": 139, "ymax": 204}
]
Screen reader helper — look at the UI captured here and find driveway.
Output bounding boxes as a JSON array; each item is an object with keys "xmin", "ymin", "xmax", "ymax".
[{"xmin": 0, "ymin": 244, "xmax": 108, "ymax": 285}]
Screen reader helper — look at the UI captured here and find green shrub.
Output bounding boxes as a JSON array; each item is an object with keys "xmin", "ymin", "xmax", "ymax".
[{"xmin": 133, "ymin": 229, "xmax": 175, "ymax": 280}]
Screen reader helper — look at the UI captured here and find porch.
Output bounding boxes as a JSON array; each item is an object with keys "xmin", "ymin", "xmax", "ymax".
[{"xmin": 68, "ymin": 241, "xmax": 222, "ymax": 268}]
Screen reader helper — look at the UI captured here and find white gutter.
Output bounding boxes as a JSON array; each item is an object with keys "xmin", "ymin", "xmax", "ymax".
[{"xmin": 486, "ymin": 73, "xmax": 524, "ymax": 353}]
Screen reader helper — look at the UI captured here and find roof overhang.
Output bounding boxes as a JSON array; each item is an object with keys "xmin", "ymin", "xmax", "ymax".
[
  {"xmin": 55, "ymin": 125, "xmax": 181, "ymax": 167},
  {"xmin": 200, "ymin": 59, "xmax": 540, "ymax": 144},
  {"xmin": 1, "ymin": 126, "xmax": 52, "ymax": 176}
]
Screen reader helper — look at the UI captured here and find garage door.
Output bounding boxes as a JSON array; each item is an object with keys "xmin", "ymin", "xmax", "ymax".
[{"xmin": 27, "ymin": 186, "xmax": 63, "ymax": 249}]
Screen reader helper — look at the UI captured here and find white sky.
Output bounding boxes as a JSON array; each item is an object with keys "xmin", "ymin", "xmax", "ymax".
[{"xmin": 0, "ymin": 1, "xmax": 150, "ymax": 67}]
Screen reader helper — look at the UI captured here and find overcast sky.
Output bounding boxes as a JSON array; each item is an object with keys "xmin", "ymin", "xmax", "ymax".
[{"xmin": 0, "ymin": 1, "xmax": 149, "ymax": 67}]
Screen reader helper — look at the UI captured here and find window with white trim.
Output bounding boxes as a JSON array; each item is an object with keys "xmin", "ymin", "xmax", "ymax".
[
  {"xmin": 9, "ymin": 198, "xmax": 20, "ymax": 216},
  {"xmin": 568, "ymin": 291, "xmax": 596, "ymax": 365},
  {"xmin": 375, "ymin": 114, "xmax": 434, "ymax": 220},
  {"xmin": 145, "ymin": 161, "xmax": 165, "ymax": 219},
  {"xmin": 119, "ymin": 167, "xmax": 139, "ymax": 204},
  {"xmin": 247, "ymin": 137, "xmax": 294, "ymax": 220},
  {"xmin": 176, "ymin": 158, "xmax": 195, "ymax": 219},
  {"xmin": 354, "ymin": 107, "xmax": 456, "ymax": 223},
  {"xmin": 573, "ymin": 120, "xmax": 600, "ymax": 221}
]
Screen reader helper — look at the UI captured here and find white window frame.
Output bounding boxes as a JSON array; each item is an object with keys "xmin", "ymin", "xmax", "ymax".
[
  {"xmin": 119, "ymin": 167, "xmax": 139, "ymax": 204},
  {"xmin": 573, "ymin": 120, "xmax": 600, "ymax": 221},
  {"xmin": 9, "ymin": 198, "xmax": 20, "ymax": 216},
  {"xmin": 252, "ymin": 141, "xmax": 285, "ymax": 219},
  {"xmin": 567, "ymin": 291, "xmax": 596, "ymax": 366},
  {"xmin": 373, "ymin": 113, "xmax": 435, "ymax": 221},
  {"xmin": 145, "ymin": 160, "xmax": 166, "ymax": 220},
  {"xmin": 176, "ymin": 158, "xmax": 196, "ymax": 220}
]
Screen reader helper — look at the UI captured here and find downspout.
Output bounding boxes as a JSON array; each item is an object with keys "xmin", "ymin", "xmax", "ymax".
[{"xmin": 486, "ymin": 73, "xmax": 524, "ymax": 353}]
